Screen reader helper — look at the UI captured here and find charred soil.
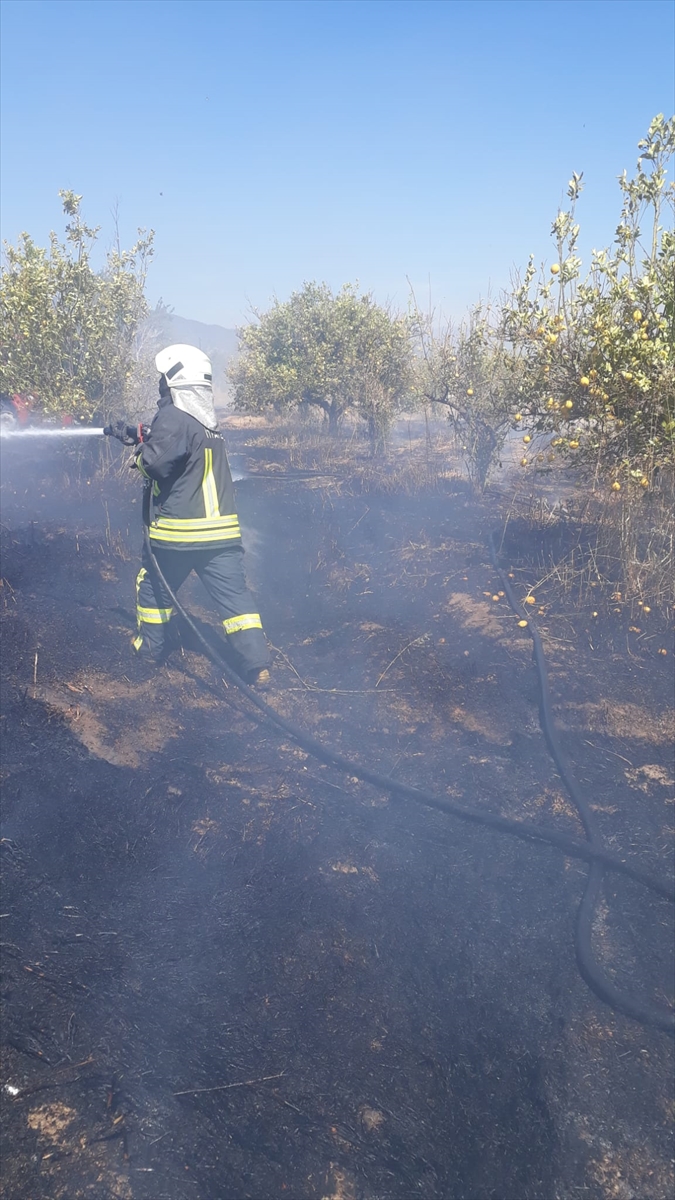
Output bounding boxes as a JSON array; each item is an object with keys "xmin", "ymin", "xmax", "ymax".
[{"xmin": 0, "ymin": 433, "xmax": 673, "ymax": 1200}]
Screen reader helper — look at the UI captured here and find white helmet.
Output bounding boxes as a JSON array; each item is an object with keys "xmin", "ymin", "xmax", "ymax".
[
  {"xmin": 155, "ymin": 344, "xmax": 212, "ymax": 387},
  {"xmin": 155, "ymin": 343, "xmax": 217, "ymax": 430}
]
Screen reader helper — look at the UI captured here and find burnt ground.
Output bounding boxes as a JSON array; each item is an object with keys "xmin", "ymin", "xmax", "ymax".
[{"xmin": 0, "ymin": 432, "xmax": 673, "ymax": 1200}]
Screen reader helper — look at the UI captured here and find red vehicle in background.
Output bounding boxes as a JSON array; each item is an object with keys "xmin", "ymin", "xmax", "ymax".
[
  {"xmin": 0, "ymin": 392, "xmax": 35, "ymax": 430},
  {"xmin": 0, "ymin": 392, "xmax": 76, "ymax": 431}
]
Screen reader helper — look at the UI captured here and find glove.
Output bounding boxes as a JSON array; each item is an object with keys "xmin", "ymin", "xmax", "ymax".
[{"xmin": 103, "ymin": 421, "xmax": 148, "ymax": 446}]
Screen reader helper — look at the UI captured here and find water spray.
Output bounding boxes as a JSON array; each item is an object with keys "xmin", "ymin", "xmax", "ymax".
[{"xmin": 0, "ymin": 426, "xmax": 106, "ymax": 439}]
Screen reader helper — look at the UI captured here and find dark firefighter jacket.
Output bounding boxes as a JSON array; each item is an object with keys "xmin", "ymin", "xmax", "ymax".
[{"xmin": 135, "ymin": 397, "xmax": 242, "ymax": 551}]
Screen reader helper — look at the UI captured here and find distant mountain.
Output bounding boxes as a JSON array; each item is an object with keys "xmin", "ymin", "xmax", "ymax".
[{"xmin": 146, "ymin": 310, "xmax": 239, "ymax": 401}]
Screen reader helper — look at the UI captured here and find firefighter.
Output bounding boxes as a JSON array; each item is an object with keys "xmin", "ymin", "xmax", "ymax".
[{"xmin": 124, "ymin": 344, "xmax": 270, "ymax": 686}]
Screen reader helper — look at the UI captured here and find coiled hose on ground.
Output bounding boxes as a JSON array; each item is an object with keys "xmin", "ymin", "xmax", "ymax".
[{"xmin": 141, "ymin": 494, "xmax": 674, "ymax": 1035}]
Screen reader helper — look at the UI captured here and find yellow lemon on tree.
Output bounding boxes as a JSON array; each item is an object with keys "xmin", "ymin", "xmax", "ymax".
[
  {"xmin": 520, "ymin": 457, "xmax": 528, "ymax": 467},
  {"xmin": 569, "ymin": 440, "xmax": 579, "ymax": 449},
  {"xmin": 514, "ymin": 413, "xmax": 523, "ymax": 421},
  {"xmin": 564, "ymin": 399, "xmax": 574, "ymax": 409},
  {"xmin": 523, "ymin": 434, "xmax": 531, "ymax": 443},
  {"xmin": 640, "ymin": 477, "xmax": 649, "ymax": 488},
  {"xmin": 467, "ymin": 387, "xmax": 474, "ymax": 396},
  {"xmin": 580, "ymin": 376, "xmax": 590, "ymax": 387},
  {"xmin": 550, "ymin": 263, "xmax": 560, "ymax": 275},
  {"xmin": 632, "ymin": 309, "xmax": 642, "ymax": 322}
]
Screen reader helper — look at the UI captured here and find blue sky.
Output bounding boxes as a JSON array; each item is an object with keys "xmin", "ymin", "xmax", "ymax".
[{"xmin": 1, "ymin": 0, "xmax": 673, "ymax": 328}]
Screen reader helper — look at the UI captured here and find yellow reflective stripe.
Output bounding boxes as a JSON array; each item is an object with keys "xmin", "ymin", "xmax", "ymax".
[
  {"xmin": 137, "ymin": 605, "xmax": 174, "ymax": 624},
  {"xmin": 202, "ymin": 447, "xmax": 220, "ymax": 519},
  {"xmin": 135, "ymin": 454, "xmax": 150, "ymax": 479},
  {"xmin": 152, "ymin": 515, "xmax": 239, "ymax": 530},
  {"xmin": 150, "ymin": 528, "xmax": 241, "ymax": 544},
  {"xmin": 133, "ymin": 635, "xmax": 144, "ymax": 651},
  {"xmin": 223, "ymin": 613, "xmax": 263, "ymax": 635}
]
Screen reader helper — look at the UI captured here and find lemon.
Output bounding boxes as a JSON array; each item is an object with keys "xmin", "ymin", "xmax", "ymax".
[
  {"xmin": 642, "ymin": 606, "xmax": 651, "ymax": 613},
  {"xmin": 580, "ymin": 376, "xmax": 590, "ymax": 387},
  {"xmin": 492, "ymin": 595, "xmax": 500, "ymax": 602},
  {"xmin": 524, "ymin": 595, "xmax": 536, "ymax": 605},
  {"xmin": 611, "ymin": 481, "xmax": 621, "ymax": 491},
  {"xmin": 564, "ymin": 399, "xmax": 574, "ymax": 409},
  {"xmin": 518, "ymin": 620, "xmax": 529, "ymax": 628},
  {"xmin": 640, "ymin": 477, "xmax": 649, "ymax": 488},
  {"xmin": 520, "ymin": 457, "xmax": 528, "ymax": 467},
  {"xmin": 467, "ymin": 387, "xmax": 474, "ymax": 396},
  {"xmin": 514, "ymin": 413, "xmax": 523, "ymax": 421},
  {"xmin": 632, "ymin": 309, "xmax": 642, "ymax": 322},
  {"xmin": 569, "ymin": 440, "xmax": 579, "ymax": 448},
  {"xmin": 550, "ymin": 264, "xmax": 560, "ymax": 275},
  {"xmin": 523, "ymin": 434, "xmax": 531, "ymax": 443}
]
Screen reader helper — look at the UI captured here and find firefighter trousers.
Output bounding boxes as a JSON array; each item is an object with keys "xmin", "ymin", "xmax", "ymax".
[{"xmin": 134, "ymin": 543, "xmax": 270, "ymax": 677}]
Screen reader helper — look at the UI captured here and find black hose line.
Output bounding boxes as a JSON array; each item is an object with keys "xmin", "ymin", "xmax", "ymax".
[
  {"xmin": 488, "ymin": 534, "xmax": 673, "ymax": 1035},
  {"xmin": 141, "ymin": 491, "xmax": 674, "ymax": 1034}
]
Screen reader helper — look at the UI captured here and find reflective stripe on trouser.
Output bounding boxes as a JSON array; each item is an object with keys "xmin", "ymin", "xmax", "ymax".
[
  {"xmin": 132, "ymin": 545, "xmax": 269, "ymax": 675},
  {"xmin": 134, "ymin": 563, "xmax": 183, "ymax": 660}
]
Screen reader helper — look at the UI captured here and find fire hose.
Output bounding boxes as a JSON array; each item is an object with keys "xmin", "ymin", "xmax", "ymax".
[{"xmin": 133, "ymin": 478, "xmax": 673, "ymax": 1035}]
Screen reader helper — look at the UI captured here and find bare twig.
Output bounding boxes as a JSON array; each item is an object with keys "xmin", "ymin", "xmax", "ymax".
[
  {"xmin": 173, "ymin": 1072, "xmax": 285, "ymax": 1097},
  {"xmin": 375, "ymin": 636, "xmax": 426, "ymax": 688}
]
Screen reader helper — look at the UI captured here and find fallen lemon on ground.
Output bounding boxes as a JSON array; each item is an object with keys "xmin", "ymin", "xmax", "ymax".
[
  {"xmin": 492, "ymin": 595, "xmax": 500, "ymax": 602},
  {"xmin": 518, "ymin": 619, "xmax": 529, "ymax": 627},
  {"xmin": 569, "ymin": 440, "xmax": 579, "ymax": 448},
  {"xmin": 524, "ymin": 595, "xmax": 536, "ymax": 605},
  {"xmin": 611, "ymin": 481, "xmax": 621, "ymax": 491},
  {"xmin": 640, "ymin": 477, "xmax": 649, "ymax": 488}
]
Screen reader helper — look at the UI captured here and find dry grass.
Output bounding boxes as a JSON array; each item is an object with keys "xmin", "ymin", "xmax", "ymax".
[
  {"xmin": 495, "ymin": 471, "xmax": 675, "ymax": 615},
  {"xmin": 223, "ymin": 412, "xmax": 467, "ymax": 496}
]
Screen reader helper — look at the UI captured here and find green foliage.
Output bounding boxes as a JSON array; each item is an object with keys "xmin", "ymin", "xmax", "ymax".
[
  {"xmin": 230, "ymin": 282, "xmax": 413, "ymax": 447},
  {"xmin": 412, "ymin": 302, "xmax": 519, "ymax": 489},
  {"xmin": 0, "ymin": 192, "xmax": 153, "ymax": 418},
  {"xmin": 501, "ymin": 114, "xmax": 675, "ymax": 486}
]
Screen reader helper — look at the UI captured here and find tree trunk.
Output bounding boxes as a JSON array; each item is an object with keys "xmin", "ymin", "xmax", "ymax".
[{"xmin": 327, "ymin": 403, "xmax": 341, "ymax": 436}]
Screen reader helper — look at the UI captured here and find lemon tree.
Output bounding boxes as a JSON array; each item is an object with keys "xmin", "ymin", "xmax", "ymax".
[
  {"xmin": 230, "ymin": 282, "xmax": 413, "ymax": 447},
  {"xmin": 501, "ymin": 115, "xmax": 675, "ymax": 488},
  {"xmin": 0, "ymin": 191, "xmax": 153, "ymax": 419},
  {"xmin": 412, "ymin": 301, "xmax": 520, "ymax": 489}
]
